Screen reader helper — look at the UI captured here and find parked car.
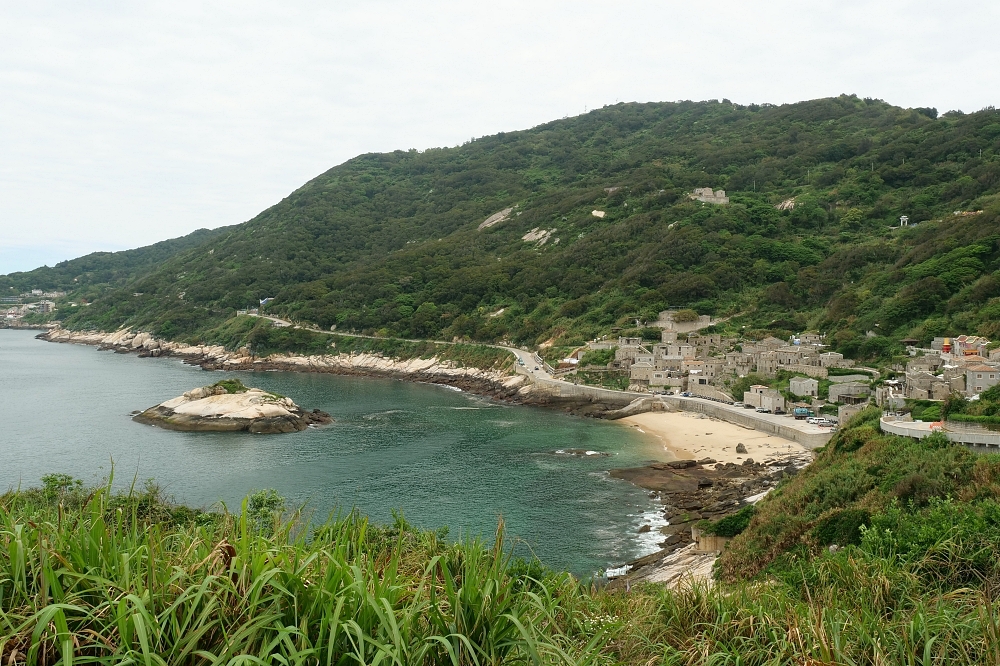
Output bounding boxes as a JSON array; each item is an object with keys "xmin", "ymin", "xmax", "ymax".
[
  {"xmin": 681, "ymin": 392, "xmax": 691, "ymax": 397},
  {"xmin": 755, "ymin": 407, "xmax": 770, "ymax": 413},
  {"xmin": 743, "ymin": 403, "xmax": 756, "ymax": 409},
  {"xmin": 733, "ymin": 402, "xmax": 744, "ymax": 407},
  {"xmin": 534, "ymin": 366, "xmax": 539, "ymax": 371}
]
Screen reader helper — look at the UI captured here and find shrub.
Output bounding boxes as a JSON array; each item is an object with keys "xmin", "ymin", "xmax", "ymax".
[
  {"xmin": 702, "ymin": 504, "xmax": 756, "ymax": 537},
  {"xmin": 212, "ymin": 378, "xmax": 248, "ymax": 394},
  {"xmin": 810, "ymin": 508, "xmax": 870, "ymax": 546}
]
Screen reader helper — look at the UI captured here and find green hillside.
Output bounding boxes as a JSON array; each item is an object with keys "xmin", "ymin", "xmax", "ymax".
[
  {"xmin": 16, "ymin": 95, "xmax": 1000, "ymax": 359},
  {"xmin": 0, "ymin": 227, "xmax": 230, "ymax": 302}
]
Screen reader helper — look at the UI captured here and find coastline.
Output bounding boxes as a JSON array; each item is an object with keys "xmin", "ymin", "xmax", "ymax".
[
  {"xmin": 37, "ymin": 327, "xmax": 531, "ymax": 402},
  {"xmin": 31, "ymin": 325, "xmax": 813, "ymax": 584}
]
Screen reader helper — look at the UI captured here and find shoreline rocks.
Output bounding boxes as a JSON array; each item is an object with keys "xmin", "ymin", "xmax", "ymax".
[
  {"xmin": 606, "ymin": 455, "xmax": 806, "ymax": 588},
  {"xmin": 39, "ymin": 327, "xmax": 530, "ymax": 403},
  {"xmin": 133, "ymin": 382, "xmax": 332, "ymax": 434}
]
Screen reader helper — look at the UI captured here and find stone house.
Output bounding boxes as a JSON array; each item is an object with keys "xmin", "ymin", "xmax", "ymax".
[
  {"xmin": 789, "ymin": 377, "xmax": 819, "ymax": 398},
  {"xmin": 724, "ymin": 352, "xmax": 755, "ymax": 377},
  {"xmin": 839, "ymin": 402, "xmax": 868, "ymax": 424},
  {"xmin": 756, "ymin": 351, "xmax": 779, "ymax": 376},
  {"xmin": 875, "ymin": 381, "xmax": 907, "ymax": 409},
  {"xmin": 690, "ymin": 188, "xmax": 729, "ymax": 204},
  {"xmin": 828, "ymin": 382, "xmax": 869, "ymax": 404},
  {"xmin": 759, "ymin": 336, "xmax": 786, "ymax": 351},
  {"xmin": 743, "ymin": 385, "xmax": 786, "ymax": 412},
  {"xmin": 819, "ymin": 351, "xmax": 856, "ymax": 368},
  {"xmin": 966, "ymin": 365, "xmax": 1000, "ymax": 396},
  {"xmin": 904, "ymin": 371, "xmax": 952, "ymax": 401},
  {"xmin": 650, "ymin": 370, "xmax": 686, "ymax": 389},
  {"xmin": 629, "ymin": 361, "xmax": 654, "ymax": 384}
]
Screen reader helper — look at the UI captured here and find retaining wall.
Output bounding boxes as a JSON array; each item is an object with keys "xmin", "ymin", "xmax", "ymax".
[
  {"xmin": 527, "ymin": 374, "xmax": 832, "ymax": 449},
  {"xmin": 880, "ymin": 417, "xmax": 1000, "ymax": 449},
  {"xmin": 661, "ymin": 397, "xmax": 833, "ymax": 449}
]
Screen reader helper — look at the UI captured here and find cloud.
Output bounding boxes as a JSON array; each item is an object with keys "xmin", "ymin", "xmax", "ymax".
[{"xmin": 1, "ymin": 0, "xmax": 996, "ymax": 273}]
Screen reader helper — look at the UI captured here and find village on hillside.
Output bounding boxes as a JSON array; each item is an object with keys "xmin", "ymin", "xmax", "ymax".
[
  {"xmin": 1, "ymin": 289, "xmax": 66, "ymax": 326},
  {"xmin": 559, "ymin": 309, "xmax": 998, "ymax": 425}
]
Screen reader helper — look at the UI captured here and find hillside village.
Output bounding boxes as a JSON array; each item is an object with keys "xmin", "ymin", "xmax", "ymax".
[
  {"xmin": 1, "ymin": 289, "xmax": 66, "ymax": 326},
  {"xmin": 567, "ymin": 310, "xmax": 999, "ymax": 424}
]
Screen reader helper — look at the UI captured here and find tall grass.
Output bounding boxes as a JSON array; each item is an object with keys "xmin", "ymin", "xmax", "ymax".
[
  {"xmin": 0, "ymin": 483, "xmax": 599, "ymax": 665},
  {"xmin": 9, "ymin": 465, "xmax": 1000, "ymax": 664}
]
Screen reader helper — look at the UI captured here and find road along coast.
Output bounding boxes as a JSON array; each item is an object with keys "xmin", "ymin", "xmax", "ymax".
[{"xmin": 39, "ymin": 327, "xmax": 531, "ymax": 401}]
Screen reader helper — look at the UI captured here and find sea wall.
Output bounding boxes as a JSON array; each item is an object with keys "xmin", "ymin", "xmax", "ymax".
[
  {"xmin": 660, "ymin": 397, "xmax": 833, "ymax": 449},
  {"xmin": 519, "ymin": 374, "xmax": 832, "ymax": 448}
]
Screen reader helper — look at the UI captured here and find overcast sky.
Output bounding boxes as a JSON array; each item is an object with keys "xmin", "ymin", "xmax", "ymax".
[{"xmin": 1, "ymin": 1, "xmax": 997, "ymax": 274}]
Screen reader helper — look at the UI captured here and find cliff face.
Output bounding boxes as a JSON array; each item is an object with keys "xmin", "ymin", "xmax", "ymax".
[{"xmin": 133, "ymin": 384, "xmax": 332, "ymax": 434}]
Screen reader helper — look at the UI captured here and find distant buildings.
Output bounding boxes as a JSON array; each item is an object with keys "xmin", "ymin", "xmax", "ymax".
[
  {"xmin": 690, "ymin": 188, "xmax": 729, "ymax": 204},
  {"xmin": 902, "ymin": 336, "xmax": 1000, "ymax": 399}
]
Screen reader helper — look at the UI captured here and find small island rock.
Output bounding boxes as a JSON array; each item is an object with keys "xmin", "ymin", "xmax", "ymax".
[{"xmin": 133, "ymin": 380, "xmax": 332, "ymax": 434}]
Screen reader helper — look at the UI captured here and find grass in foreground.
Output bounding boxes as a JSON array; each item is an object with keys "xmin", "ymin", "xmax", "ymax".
[{"xmin": 8, "ymin": 433, "xmax": 1000, "ymax": 664}]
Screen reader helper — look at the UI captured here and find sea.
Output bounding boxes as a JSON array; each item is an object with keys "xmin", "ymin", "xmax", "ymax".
[{"xmin": 1, "ymin": 329, "xmax": 668, "ymax": 576}]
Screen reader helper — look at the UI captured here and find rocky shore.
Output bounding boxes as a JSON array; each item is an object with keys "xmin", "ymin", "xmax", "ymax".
[
  {"xmin": 607, "ymin": 450, "xmax": 812, "ymax": 588},
  {"xmin": 133, "ymin": 382, "xmax": 332, "ymax": 433},
  {"xmin": 39, "ymin": 327, "xmax": 531, "ymax": 401}
]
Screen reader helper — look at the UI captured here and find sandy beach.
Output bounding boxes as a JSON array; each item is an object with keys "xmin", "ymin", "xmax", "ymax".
[{"xmin": 620, "ymin": 410, "xmax": 807, "ymax": 465}]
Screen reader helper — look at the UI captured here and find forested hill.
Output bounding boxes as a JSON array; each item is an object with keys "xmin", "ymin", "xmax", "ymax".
[
  {"xmin": 0, "ymin": 227, "xmax": 230, "ymax": 300},
  {"xmin": 15, "ymin": 95, "xmax": 1000, "ymax": 359}
]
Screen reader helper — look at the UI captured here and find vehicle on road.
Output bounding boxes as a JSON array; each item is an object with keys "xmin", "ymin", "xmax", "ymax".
[{"xmin": 534, "ymin": 366, "xmax": 539, "ymax": 371}]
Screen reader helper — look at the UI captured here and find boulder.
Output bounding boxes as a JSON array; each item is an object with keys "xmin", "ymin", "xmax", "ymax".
[
  {"xmin": 735, "ymin": 443, "xmax": 748, "ymax": 454},
  {"xmin": 133, "ymin": 382, "xmax": 333, "ymax": 434}
]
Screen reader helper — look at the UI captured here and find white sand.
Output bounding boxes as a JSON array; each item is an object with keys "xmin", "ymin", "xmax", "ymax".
[{"xmin": 620, "ymin": 410, "xmax": 807, "ymax": 464}]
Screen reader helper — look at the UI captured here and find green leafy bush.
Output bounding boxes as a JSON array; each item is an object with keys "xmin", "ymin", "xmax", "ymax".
[{"xmin": 702, "ymin": 504, "xmax": 756, "ymax": 537}]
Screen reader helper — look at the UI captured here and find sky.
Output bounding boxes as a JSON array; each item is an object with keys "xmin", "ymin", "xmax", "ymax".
[{"xmin": 1, "ymin": 0, "xmax": 998, "ymax": 274}]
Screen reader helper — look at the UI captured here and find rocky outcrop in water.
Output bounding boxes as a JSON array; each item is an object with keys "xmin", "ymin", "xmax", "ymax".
[{"xmin": 133, "ymin": 382, "xmax": 332, "ymax": 434}]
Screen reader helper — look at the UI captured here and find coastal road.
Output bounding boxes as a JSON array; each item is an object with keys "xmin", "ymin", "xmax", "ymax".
[{"xmin": 245, "ymin": 313, "xmax": 554, "ymax": 379}]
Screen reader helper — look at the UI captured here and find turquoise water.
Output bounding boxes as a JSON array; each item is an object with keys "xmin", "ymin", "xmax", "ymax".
[{"xmin": 1, "ymin": 329, "xmax": 667, "ymax": 575}]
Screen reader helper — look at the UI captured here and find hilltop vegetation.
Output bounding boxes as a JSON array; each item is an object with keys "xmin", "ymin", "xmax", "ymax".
[{"xmin": 9, "ymin": 96, "xmax": 1000, "ymax": 363}]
